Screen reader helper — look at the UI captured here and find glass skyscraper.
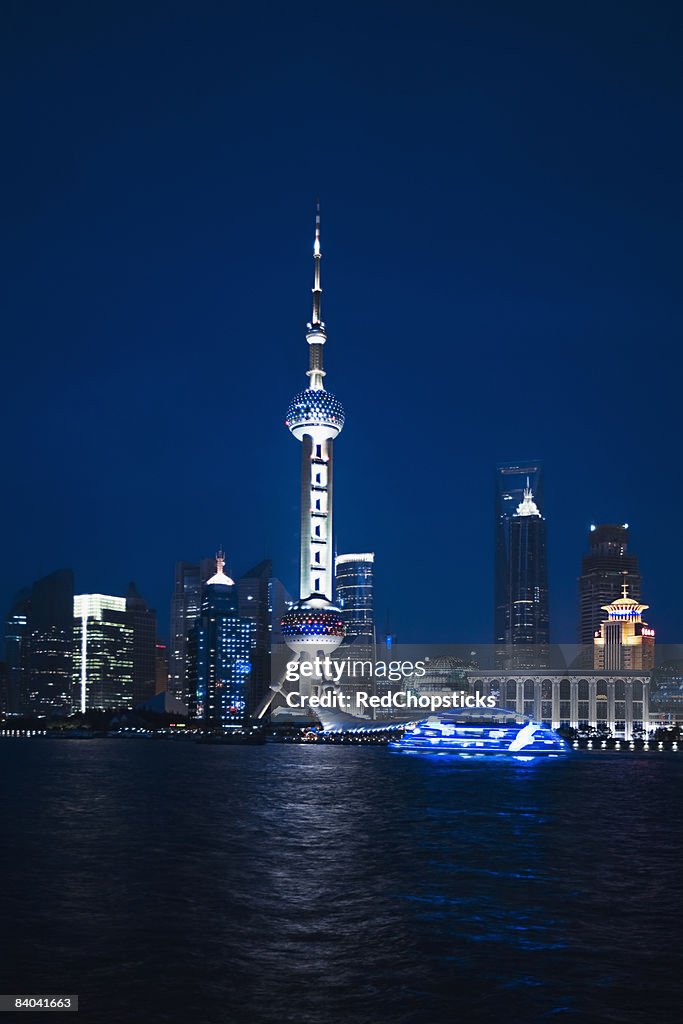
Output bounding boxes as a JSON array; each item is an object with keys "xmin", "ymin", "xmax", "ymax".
[
  {"xmin": 169, "ymin": 557, "xmax": 215, "ymax": 703},
  {"xmin": 188, "ymin": 555, "xmax": 254, "ymax": 724},
  {"xmin": 335, "ymin": 553, "xmax": 375, "ymax": 658},
  {"xmin": 495, "ymin": 463, "xmax": 549, "ymax": 654}
]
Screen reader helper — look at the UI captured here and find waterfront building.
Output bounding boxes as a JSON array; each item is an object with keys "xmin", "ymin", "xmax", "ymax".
[
  {"xmin": 169, "ymin": 557, "xmax": 215, "ymax": 703},
  {"xmin": 468, "ymin": 669, "xmax": 651, "ymax": 739},
  {"xmin": 335, "ymin": 553, "xmax": 375, "ymax": 657},
  {"xmin": 125, "ymin": 583, "xmax": 158, "ymax": 706},
  {"xmin": 593, "ymin": 583, "xmax": 655, "ymax": 671},
  {"xmin": 237, "ymin": 560, "xmax": 292, "ymax": 715},
  {"xmin": 495, "ymin": 464, "xmax": 549, "ymax": 658},
  {"xmin": 4, "ymin": 589, "xmax": 31, "ymax": 713},
  {"xmin": 27, "ymin": 569, "xmax": 75, "ymax": 713},
  {"xmin": 187, "ymin": 553, "xmax": 254, "ymax": 723},
  {"xmin": 3, "ymin": 570, "xmax": 74, "ymax": 715},
  {"xmin": 155, "ymin": 642, "xmax": 169, "ymax": 695},
  {"xmin": 578, "ymin": 524, "xmax": 641, "ymax": 644},
  {"xmin": 73, "ymin": 594, "xmax": 134, "ymax": 711}
]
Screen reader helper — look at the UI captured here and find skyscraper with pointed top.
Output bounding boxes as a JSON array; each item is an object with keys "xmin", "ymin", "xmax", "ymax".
[
  {"xmin": 187, "ymin": 551, "xmax": 254, "ymax": 723},
  {"xmin": 495, "ymin": 463, "xmax": 549, "ymax": 655}
]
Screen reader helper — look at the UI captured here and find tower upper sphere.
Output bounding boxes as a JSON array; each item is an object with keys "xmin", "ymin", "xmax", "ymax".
[{"xmin": 286, "ymin": 388, "xmax": 345, "ymax": 440}]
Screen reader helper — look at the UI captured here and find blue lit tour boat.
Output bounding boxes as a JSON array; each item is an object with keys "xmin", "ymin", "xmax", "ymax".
[{"xmin": 389, "ymin": 707, "xmax": 569, "ymax": 757}]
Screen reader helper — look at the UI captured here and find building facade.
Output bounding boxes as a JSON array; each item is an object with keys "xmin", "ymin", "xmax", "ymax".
[
  {"xmin": 468, "ymin": 670, "xmax": 650, "ymax": 739},
  {"xmin": 579, "ymin": 524, "xmax": 641, "ymax": 644}
]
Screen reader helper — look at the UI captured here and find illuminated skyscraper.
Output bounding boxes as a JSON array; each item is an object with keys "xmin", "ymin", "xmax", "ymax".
[
  {"xmin": 578, "ymin": 524, "xmax": 641, "ymax": 644},
  {"xmin": 594, "ymin": 582, "xmax": 655, "ymax": 671},
  {"xmin": 169, "ymin": 557, "xmax": 215, "ymax": 703},
  {"xmin": 335, "ymin": 553, "xmax": 375, "ymax": 657},
  {"xmin": 188, "ymin": 553, "xmax": 254, "ymax": 723},
  {"xmin": 495, "ymin": 464, "xmax": 549, "ymax": 651},
  {"xmin": 73, "ymin": 594, "xmax": 134, "ymax": 711}
]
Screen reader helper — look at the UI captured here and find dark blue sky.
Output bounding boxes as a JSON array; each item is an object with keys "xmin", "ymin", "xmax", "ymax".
[{"xmin": 2, "ymin": 0, "xmax": 681, "ymax": 644}]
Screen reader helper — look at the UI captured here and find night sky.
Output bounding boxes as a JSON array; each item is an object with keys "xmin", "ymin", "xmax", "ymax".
[{"xmin": 2, "ymin": 1, "xmax": 682, "ymax": 645}]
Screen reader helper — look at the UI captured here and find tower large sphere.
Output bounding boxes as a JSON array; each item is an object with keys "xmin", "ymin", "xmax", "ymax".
[
  {"xmin": 281, "ymin": 595, "xmax": 345, "ymax": 654},
  {"xmin": 285, "ymin": 388, "xmax": 345, "ymax": 441}
]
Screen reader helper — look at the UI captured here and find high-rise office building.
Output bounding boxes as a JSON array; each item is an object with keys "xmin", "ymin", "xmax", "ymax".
[
  {"xmin": 155, "ymin": 642, "xmax": 169, "ymax": 695},
  {"xmin": 335, "ymin": 553, "xmax": 375, "ymax": 657},
  {"xmin": 4, "ymin": 589, "xmax": 31, "ymax": 713},
  {"xmin": 237, "ymin": 560, "xmax": 272, "ymax": 716},
  {"xmin": 5, "ymin": 569, "xmax": 75, "ymax": 715},
  {"xmin": 27, "ymin": 569, "xmax": 75, "ymax": 713},
  {"xmin": 125, "ymin": 582, "xmax": 157, "ymax": 706},
  {"xmin": 73, "ymin": 594, "xmax": 134, "ymax": 711},
  {"xmin": 495, "ymin": 464, "xmax": 549, "ymax": 652},
  {"xmin": 237, "ymin": 560, "xmax": 292, "ymax": 716},
  {"xmin": 578, "ymin": 524, "xmax": 641, "ymax": 644},
  {"xmin": 594, "ymin": 582, "xmax": 655, "ymax": 671},
  {"xmin": 169, "ymin": 557, "xmax": 214, "ymax": 703},
  {"xmin": 188, "ymin": 554, "xmax": 254, "ymax": 723}
]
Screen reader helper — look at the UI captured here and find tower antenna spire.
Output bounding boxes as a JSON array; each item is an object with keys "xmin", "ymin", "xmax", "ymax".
[{"xmin": 312, "ymin": 200, "xmax": 322, "ymax": 326}]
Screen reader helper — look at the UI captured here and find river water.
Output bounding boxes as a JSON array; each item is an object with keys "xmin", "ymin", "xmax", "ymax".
[{"xmin": 0, "ymin": 741, "xmax": 680, "ymax": 1023}]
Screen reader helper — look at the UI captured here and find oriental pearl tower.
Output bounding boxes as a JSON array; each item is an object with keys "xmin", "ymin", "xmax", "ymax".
[{"xmin": 256, "ymin": 206, "xmax": 345, "ymax": 717}]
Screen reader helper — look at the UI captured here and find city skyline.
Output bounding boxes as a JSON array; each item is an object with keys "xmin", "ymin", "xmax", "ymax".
[
  {"xmin": 2, "ymin": 4, "xmax": 682, "ymax": 644},
  {"xmin": 2, "ymin": 9, "xmax": 683, "ymax": 1024}
]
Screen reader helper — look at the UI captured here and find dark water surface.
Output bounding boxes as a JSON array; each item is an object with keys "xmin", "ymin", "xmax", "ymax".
[{"xmin": 0, "ymin": 741, "xmax": 681, "ymax": 1024}]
